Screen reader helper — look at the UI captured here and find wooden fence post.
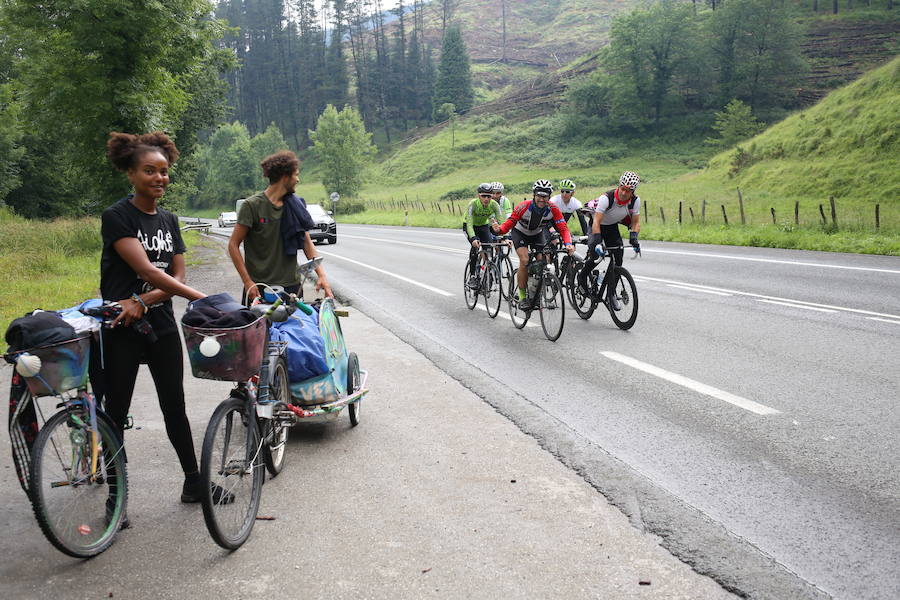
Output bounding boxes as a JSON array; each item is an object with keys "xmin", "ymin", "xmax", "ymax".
[
  {"xmin": 689, "ymin": 207, "xmax": 695, "ymax": 222},
  {"xmin": 770, "ymin": 207, "xmax": 776, "ymax": 224},
  {"xmin": 818, "ymin": 204, "xmax": 827, "ymax": 225},
  {"xmin": 794, "ymin": 201, "xmax": 799, "ymax": 226},
  {"xmin": 701, "ymin": 199, "xmax": 707, "ymax": 223},
  {"xmin": 644, "ymin": 201, "xmax": 649, "ymax": 222},
  {"xmin": 659, "ymin": 206, "xmax": 666, "ymax": 223},
  {"xmin": 738, "ymin": 188, "xmax": 746, "ymax": 225},
  {"xmin": 678, "ymin": 201, "xmax": 683, "ymax": 225},
  {"xmin": 721, "ymin": 204, "xmax": 729, "ymax": 225},
  {"xmin": 875, "ymin": 204, "xmax": 880, "ymax": 229},
  {"xmin": 829, "ymin": 196, "xmax": 837, "ymax": 226}
]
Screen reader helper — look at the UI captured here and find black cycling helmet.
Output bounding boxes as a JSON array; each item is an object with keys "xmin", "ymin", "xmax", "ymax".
[{"xmin": 477, "ymin": 182, "xmax": 493, "ymax": 195}]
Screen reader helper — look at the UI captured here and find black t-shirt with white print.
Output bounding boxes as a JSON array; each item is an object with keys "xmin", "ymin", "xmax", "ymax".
[{"xmin": 100, "ymin": 195, "xmax": 187, "ymax": 336}]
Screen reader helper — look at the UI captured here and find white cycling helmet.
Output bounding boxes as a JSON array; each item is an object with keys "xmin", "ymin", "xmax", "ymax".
[
  {"xmin": 490, "ymin": 181, "xmax": 504, "ymax": 193},
  {"xmin": 619, "ymin": 171, "xmax": 640, "ymax": 190},
  {"xmin": 532, "ymin": 179, "xmax": 553, "ymax": 196}
]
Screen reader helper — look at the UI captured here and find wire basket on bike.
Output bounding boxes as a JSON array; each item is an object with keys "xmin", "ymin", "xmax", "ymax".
[
  {"xmin": 9, "ymin": 336, "xmax": 92, "ymax": 397},
  {"xmin": 182, "ymin": 317, "xmax": 267, "ymax": 382}
]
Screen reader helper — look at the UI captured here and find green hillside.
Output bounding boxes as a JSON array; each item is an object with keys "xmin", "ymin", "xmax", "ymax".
[{"xmin": 692, "ymin": 55, "xmax": 900, "ymax": 210}]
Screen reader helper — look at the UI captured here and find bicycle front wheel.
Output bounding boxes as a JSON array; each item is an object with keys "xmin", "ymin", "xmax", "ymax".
[
  {"xmin": 608, "ymin": 266, "xmax": 639, "ymax": 330},
  {"xmin": 507, "ymin": 268, "xmax": 529, "ymax": 329},
  {"xmin": 498, "ymin": 255, "xmax": 514, "ymax": 301},
  {"xmin": 483, "ymin": 263, "xmax": 502, "ymax": 319},
  {"xmin": 539, "ymin": 271, "xmax": 566, "ymax": 342},
  {"xmin": 569, "ymin": 261, "xmax": 598, "ymax": 320},
  {"xmin": 262, "ymin": 357, "xmax": 289, "ymax": 476},
  {"xmin": 201, "ymin": 395, "xmax": 264, "ymax": 550},
  {"xmin": 463, "ymin": 262, "xmax": 478, "ymax": 310},
  {"xmin": 30, "ymin": 408, "xmax": 128, "ymax": 558}
]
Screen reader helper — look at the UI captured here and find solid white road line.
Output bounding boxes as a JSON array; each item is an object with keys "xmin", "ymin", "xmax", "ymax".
[
  {"xmin": 757, "ymin": 299, "xmax": 837, "ymax": 313},
  {"xmin": 319, "ymin": 251, "xmax": 454, "ymax": 297},
  {"xmin": 867, "ymin": 317, "xmax": 900, "ymax": 325},
  {"xmin": 602, "ymin": 351, "xmax": 781, "ymax": 416},
  {"xmin": 634, "ymin": 248, "xmax": 900, "ymax": 275},
  {"xmin": 666, "ymin": 284, "xmax": 733, "ymax": 297},
  {"xmin": 636, "ymin": 275, "xmax": 900, "ymax": 320}
]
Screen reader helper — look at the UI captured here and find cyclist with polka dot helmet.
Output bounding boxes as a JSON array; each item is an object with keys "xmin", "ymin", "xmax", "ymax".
[{"xmin": 582, "ymin": 171, "xmax": 642, "ymax": 310}]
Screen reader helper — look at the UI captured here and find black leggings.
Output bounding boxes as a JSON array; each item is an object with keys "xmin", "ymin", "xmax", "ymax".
[
  {"xmin": 100, "ymin": 327, "xmax": 198, "ymax": 475},
  {"xmin": 581, "ymin": 224, "xmax": 624, "ymax": 295},
  {"xmin": 467, "ymin": 224, "xmax": 495, "ymax": 273}
]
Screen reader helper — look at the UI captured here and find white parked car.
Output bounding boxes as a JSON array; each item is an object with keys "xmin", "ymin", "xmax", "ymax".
[{"xmin": 217, "ymin": 211, "xmax": 237, "ymax": 228}]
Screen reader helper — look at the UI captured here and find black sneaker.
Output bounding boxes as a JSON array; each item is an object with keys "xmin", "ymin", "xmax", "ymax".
[
  {"xmin": 517, "ymin": 298, "xmax": 531, "ymax": 311},
  {"xmin": 468, "ymin": 276, "xmax": 481, "ymax": 290},
  {"xmin": 181, "ymin": 478, "xmax": 236, "ymax": 504}
]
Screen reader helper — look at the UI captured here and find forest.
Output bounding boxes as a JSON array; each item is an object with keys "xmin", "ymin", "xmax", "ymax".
[{"xmin": 0, "ymin": 0, "xmax": 896, "ymax": 218}]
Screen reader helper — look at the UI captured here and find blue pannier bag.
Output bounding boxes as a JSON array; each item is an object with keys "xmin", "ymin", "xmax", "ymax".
[{"xmin": 270, "ymin": 308, "xmax": 329, "ymax": 383}]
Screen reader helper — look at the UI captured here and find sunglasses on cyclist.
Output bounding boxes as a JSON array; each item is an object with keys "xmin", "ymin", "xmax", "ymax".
[
  {"xmin": 535, "ymin": 193, "xmax": 550, "ymax": 199},
  {"xmin": 561, "ymin": 189, "xmax": 573, "ymax": 193},
  {"xmin": 479, "ymin": 194, "xmax": 492, "ymax": 198}
]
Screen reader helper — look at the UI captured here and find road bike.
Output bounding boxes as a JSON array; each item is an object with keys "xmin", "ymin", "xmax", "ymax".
[
  {"xmin": 570, "ymin": 244, "xmax": 639, "ymax": 330},
  {"xmin": 463, "ymin": 242, "xmax": 504, "ymax": 319},
  {"xmin": 5, "ymin": 303, "xmax": 130, "ymax": 558},
  {"xmin": 507, "ymin": 242, "xmax": 566, "ymax": 341}
]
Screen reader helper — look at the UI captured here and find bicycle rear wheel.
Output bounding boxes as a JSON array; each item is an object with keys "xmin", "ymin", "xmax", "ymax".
[
  {"xmin": 569, "ymin": 262, "xmax": 598, "ymax": 320},
  {"xmin": 262, "ymin": 358, "xmax": 289, "ymax": 476},
  {"xmin": 463, "ymin": 262, "xmax": 478, "ymax": 310},
  {"xmin": 507, "ymin": 268, "xmax": 529, "ymax": 329},
  {"xmin": 201, "ymin": 395, "xmax": 263, "ymax": 550},
  {"xmin": 608, "ymin": 266, "xmax": 639, "ymax": 330},
  {"xmin": 30, "ymin": 407, "xmax": 127, "ymax": 558},
  {"xmin": 539, "ymin": 272, "xmax": 566, "ymax": 342},
  {"xmin": 483, "ymin": 263, "xmax": 502, "ymax": 319}
]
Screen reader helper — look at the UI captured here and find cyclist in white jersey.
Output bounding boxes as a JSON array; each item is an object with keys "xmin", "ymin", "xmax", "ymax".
[
  {"xmin": 581, "ymin": 171, "xmax": 642, "ymax": 310},
  {"xmin": 549, "ymin": 179, "xmax": 589, "ymax": 235}
]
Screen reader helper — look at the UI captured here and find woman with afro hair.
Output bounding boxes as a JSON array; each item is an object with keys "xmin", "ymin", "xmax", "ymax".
[{"xmin": 102, "ymin": 131, "xmax": 223, "ymax": 515}]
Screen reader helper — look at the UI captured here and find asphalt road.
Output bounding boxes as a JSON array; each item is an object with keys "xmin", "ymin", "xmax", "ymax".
[{"xmin": 296, "ymin": 223, "xmax": 900, "ymax": 600}]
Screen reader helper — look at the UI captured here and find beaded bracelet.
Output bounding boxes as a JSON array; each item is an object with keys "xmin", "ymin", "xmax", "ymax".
[{"xmin": 131, "ymin": 293, "xmax": 148, "ymax": 314}]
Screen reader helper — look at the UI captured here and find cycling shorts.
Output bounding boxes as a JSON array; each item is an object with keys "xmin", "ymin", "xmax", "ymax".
[
  {"xmin": 510, "ymin": 228, "xmax": 546, "ymax": 250},
  {"xmin": 470, "ymin": 224, "xmax": 495, "ymax": 245}
]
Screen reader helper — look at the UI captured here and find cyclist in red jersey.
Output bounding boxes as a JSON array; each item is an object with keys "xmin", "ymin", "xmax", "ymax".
[{"xmin": 492, "ymin": 179, "xmax": 573, "ymax": 309}]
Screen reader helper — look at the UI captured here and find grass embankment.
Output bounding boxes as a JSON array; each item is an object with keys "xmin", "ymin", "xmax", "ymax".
[
  {"xmin": 0, "ymin": 208, "xmax": 202, "ymax": 334},
  {"xmin": 327, "ymin": 57, "xmax": 900, "ymax": 255}
]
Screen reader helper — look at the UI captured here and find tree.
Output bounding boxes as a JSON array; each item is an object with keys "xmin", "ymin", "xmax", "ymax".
[
  {"xmin": 705, "ymin": 0, "xmax": 806, "ymax": 111},
  {"xmin": 0, "ymin": 84, "xmax": 24, "ymax": 205},
  {"xmin": 603, "ymin": 1, "xmax": 696, "ymax": 125},
  {"xmin": 2, "ymin": 0, "xmax": 230, "ymax": 216},
  {"xmin": 309, "ymin": 105, "xmax": 376, "ymax": 197},
  {"xmin": 433, "ymin": 25, "xmax": 473, "ymax": 119},
  {"xmin": 705, "ymin": 99, "xmax": 765, "ymax": 148}
]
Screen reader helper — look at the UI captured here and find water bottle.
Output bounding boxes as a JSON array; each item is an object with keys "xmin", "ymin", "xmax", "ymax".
[{"xmin": 527, "ymin": 272, "xmax": 539, "ymax": 298}]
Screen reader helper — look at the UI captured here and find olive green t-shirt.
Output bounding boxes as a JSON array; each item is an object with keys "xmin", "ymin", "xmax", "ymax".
[{"xmin": 236, "ymin": 191, "xmax": 300, "ymax": 287}]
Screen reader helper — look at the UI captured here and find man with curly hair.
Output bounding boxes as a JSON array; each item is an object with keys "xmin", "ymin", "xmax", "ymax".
[{"xmin": 228, "ymin": 150, "xmax": 333, "ymax": 303}]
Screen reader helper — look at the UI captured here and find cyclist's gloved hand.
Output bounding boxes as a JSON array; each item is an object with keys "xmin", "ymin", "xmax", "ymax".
[
  {"xmin": 588, "ymin": 233, "xmax": 601, "ymax": 256},
  {"xmin": 629, "ymin": 231, "xmax": 640, "ymax": 250},
  {"xmin": 470, "ymin": 237, "xmax": 480, "ymax": 248}
]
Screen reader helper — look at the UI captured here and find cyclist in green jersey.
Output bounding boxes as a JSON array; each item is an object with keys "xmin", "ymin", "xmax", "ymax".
[
  {"xmin": 465, "ymin": 183, "xmax": 504, "ymax": 288},
  {"xmin": 491, "ymin": 181, "xmax": 513, "ymax": 219}
]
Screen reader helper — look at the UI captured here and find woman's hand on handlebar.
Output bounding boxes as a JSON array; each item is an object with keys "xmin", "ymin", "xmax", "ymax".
[{"xmin": 112, "ymin": 297, "xmax": 145, "ymax": 328}]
